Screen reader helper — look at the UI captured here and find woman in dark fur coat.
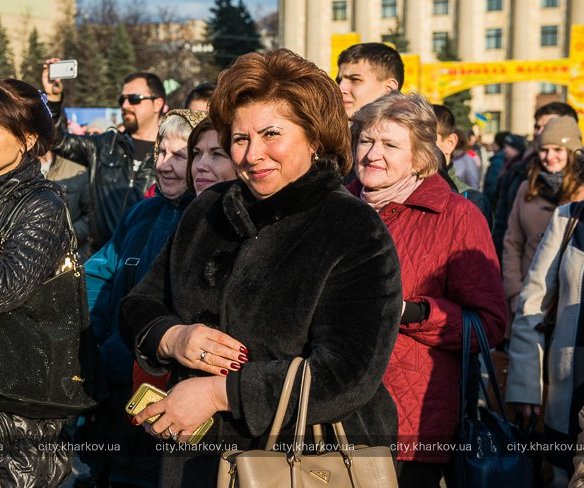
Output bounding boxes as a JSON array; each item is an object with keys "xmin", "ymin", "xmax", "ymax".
[{"xmin": 120, "ymin": 49, "xmax": 403, "ymax": 487}]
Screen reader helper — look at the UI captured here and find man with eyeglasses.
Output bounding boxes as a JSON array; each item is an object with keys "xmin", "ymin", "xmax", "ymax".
[{"xmin": 41, "ymin": 59, "xmax": 166, "ymax": 253}]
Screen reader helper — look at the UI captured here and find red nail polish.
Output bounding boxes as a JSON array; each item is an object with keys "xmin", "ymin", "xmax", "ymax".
[
  {"xmin": 238, "ymin": 354, "xmax": 248, "ymax": 362},
  {"xmin": 231, "ymin": 362, "xmax": 241, "ymax": 370},
  {"xmin": 131, "ymin": 418, "xmax": 139, "ymax": 425},
  {"xmin": 240, "ymin": 346, "xmax": 248, "ymax": 354},
  {"xmin": 220, "ymin": 369, "xmax": 228, "ymax": 376}
]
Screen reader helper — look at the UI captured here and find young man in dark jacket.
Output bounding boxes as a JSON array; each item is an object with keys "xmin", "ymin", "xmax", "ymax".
[
  {"xmin": 433, "ymin": 104, "xmax": 493, "ymax": 227},
  {"xmin": 41, "ymin": 60, "xmax": 166, "ymax": 253}
]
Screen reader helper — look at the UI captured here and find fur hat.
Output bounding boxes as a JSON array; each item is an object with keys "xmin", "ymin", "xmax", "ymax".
[{"xmin": 540, "ymin": 116, "xmax": 582, "ymax": 152}]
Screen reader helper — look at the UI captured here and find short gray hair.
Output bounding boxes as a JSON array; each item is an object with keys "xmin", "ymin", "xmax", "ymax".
[
  {"xmin": 158, "ymin": 114, "xmax": 194, "ymax": 143},
  {"xmin": 351, "ymin": 92, "xmax": 442, "ymax": 178}
]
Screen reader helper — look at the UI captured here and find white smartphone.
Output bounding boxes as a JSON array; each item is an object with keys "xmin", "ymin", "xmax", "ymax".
[{"xmin": 49, "ymin": 60, "xmax": 78, "ymax": 81}]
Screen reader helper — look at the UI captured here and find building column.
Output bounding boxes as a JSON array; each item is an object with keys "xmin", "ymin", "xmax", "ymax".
[
  {"xmin": 510, "ymin": 0, "xmax": 539, "ymax": 134},
  {"xmin": 572, "ymin": 0, "xmax": 584, "ymax": 25},
  {"xmin": 354, "ymin": 0, "xmax": 382, "ymax": 43},
  {"xmin": 279, "ymin": 0, "xmax": 307, "ymax": 57},
  {"xmin": 456, "ymin": 0, "xmax": 482, "ymax": 60},
  {"xmin": 306, "ymin": 0, "xmax": 331, "ymax": 69}
]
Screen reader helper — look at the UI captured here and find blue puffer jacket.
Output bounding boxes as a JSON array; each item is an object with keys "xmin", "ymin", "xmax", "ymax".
[{"xmin": 86, "ymin": 189, "xmax": 194, "ymax": 385}]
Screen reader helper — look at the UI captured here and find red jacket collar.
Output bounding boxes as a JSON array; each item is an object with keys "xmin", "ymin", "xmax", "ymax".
[{"xmin": 347, "ymin": 173, "xmax": 452, "ymax": 214}]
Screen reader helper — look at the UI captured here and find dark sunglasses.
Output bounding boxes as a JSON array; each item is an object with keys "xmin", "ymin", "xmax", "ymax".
[{"xmin": 118, "ymin": 94, "xmax": 158, "ymax": 106}]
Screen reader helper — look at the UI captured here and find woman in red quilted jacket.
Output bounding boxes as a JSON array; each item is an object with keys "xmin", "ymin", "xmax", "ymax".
[{"xmin": 349, "ymin": 91, "xmax": 507, "ymax": 487}]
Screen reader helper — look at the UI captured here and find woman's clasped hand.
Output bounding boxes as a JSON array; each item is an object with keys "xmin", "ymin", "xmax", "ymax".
[{"xmin": 157, "ymin": 323, "xmax": 248, "ymax": 375}]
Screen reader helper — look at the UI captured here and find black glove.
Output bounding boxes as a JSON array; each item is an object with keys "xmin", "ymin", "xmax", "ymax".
[{"xmin": 401, "ymin": 300, "xmax": 430, "ymax": 324}]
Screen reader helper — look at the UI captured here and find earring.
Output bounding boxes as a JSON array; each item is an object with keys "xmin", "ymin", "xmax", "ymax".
[{"xmin": 312, "ymin": 153, "xmax": 320, "ymax": 162}]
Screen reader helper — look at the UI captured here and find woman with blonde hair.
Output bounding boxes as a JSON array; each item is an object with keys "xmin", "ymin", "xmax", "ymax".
[
  {"xmin": 121, "ymin": 49, "xmax": 403, "ymax": 487},
  {"xmin": 348, "ymin": 91, "xmax": 506, "ymax": 487}
]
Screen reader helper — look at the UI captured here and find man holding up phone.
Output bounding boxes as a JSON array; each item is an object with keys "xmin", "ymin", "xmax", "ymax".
[{"xmin": 41, "ymin": 59, "xmax": 166, "ymax": 253}]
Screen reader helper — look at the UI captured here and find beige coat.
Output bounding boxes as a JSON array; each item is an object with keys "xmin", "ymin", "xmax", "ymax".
[
  {"xmin": 503, "ymin": 183, "xmax": 584, "ymax": 312},
  {"xmin": 46, "ymin": 155, "xmax": 86, "ymax": 181},
  {"xmin": 506, "ymin": 203, "xmax": 584, "ymax": 434},
  {"xmin": 502, "ymin": 182, "xmax": 557, "ymax": 311}
]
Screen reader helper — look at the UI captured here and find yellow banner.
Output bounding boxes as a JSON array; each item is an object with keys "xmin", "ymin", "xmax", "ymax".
[
  {"xmin": 423, "ymin": 59, "xmax": 572, "ymax": 102},
  {"xmin": 330, "ymin": 33, "xmax": 361, "ymax": 79},
  {"xmin": 567, "ymin": 25, "xmax": 584, "ymax": 136}
]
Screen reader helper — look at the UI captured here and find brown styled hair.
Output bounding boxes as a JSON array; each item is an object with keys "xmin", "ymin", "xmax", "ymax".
[
  {"xmin": 0, "ymin": 79, "xmax": 54, "ymax": 159},
  {"xmin": 525, "ymin": 150, "xmax": 582, "ymax": 202},
  {"xmin": 208, "ymin": 49, "xmax": 352, "ymax": 176},
  {"xmin": 351, "ymin": 92, "xmax": 442, "ymax": 178},
  {"xmin": 186, "ymin": 117, "xmax": 215, "ymax": 193}
]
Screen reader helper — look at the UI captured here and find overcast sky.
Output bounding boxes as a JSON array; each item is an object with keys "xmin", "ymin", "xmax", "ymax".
[{"xmin": 144, "ymin": 0, "xmax": 278, "ymax": 20}]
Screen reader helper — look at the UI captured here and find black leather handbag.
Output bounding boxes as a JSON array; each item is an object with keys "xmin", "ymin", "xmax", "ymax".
[
  {"xmin": 0, "ymin": 189, "xmax": 107, "ymax": 418},
  {"xmin": 452, "ymin": 311, "xmax": 534, "ymax": 488}
]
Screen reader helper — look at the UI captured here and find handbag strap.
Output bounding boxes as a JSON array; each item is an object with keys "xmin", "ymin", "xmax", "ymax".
[
  {"xmin": 470, "ymin": 313, "xmax": 507, "ymax": 417},
  {"xmin": 460, "ymin": 311, "xmax": 507, "ymax": 429},
  {"xmin": 293, "ymin": 359, "xmax": 311, "ymax": 458},
  {"xmin": 266, "ymin": 357, "xmax": 304, "ymax": 450},
  {"xmin": 459, "ymin": 311, "xmax": 473, "ymax": 429},
  {"xmin": 291, "ymin": 360, "xmax": 353, "ymax": 460},
  {"xmin": 265, "ymin": 357, "xmax": 355, "ymax": 459}
]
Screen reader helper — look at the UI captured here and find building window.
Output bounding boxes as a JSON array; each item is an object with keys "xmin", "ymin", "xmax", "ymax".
[
  {"xmin": 540, "ymin": 83, "xmax": 559, "ymax": 94},
  {"xmin": 332, "ymin": 1, "xmax": 347, "ymax": 21},
  {"xmin": 485, "ymin": 84, "xmax": 502, "ymax": 94},
  {"xmin": 486, "ymin": 28, "xmax": 502, "ymax": 49},
  {"xmin": 485, "ymin": 111, "xmax": 501, "ymax": 134},
  {"xmin": 541, "ymin": 25, "xmax": 558, "ymax": 46},
  {"xmin": 433, "ymin": 0, "xmax": 449, "ymax": 15},
  {"xmin": 486, "ymin": 0, "xmax": 503, "ymax": 10},
  {"xmin": 381, "ymin": 0, "xmax": 397, "ymax": 18},
  {"xmin": 541, "ymin": 0, "xmax": 559, "ymax": 7},
  {"xmin": 432, "ymin": 31, "xmax": 449, "ymax": 53}
]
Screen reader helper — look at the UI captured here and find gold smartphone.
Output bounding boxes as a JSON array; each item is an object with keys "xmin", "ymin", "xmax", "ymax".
[
  {"xmin": 125, "ymin": 383, "xmax": 167, "ymax": 424},
  {"xmin": 126, "ymin": 383, "xmax": 214, "ymax": 444}
]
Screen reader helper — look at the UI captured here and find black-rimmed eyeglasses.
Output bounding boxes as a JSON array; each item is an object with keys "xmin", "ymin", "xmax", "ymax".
[{"xmin": 118, "ymin": 94, "xmax": 158, "ymax": 106}]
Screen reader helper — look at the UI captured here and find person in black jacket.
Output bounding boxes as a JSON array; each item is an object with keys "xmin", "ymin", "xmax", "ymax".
[
  {"xmin": 433, "ymin": 104, "xmax": 493, "ymax": 227},
  {"xmin": 41, "ymin": 59, "xmax": 166, "ymax": 253},
  {"xmin": 0, "ymin": 79, "xmax": 71, "ymax": 487}
]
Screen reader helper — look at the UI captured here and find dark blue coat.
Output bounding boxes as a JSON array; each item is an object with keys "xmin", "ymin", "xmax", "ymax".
[{"xmin": 86, "ymin": 190, "xmax": 194, "ymax": 384}]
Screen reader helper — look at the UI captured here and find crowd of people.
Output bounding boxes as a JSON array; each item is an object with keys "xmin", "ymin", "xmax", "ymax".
[{"xmin": 0, "ymin": 40, "xmax": 583, "ymax": 488}]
